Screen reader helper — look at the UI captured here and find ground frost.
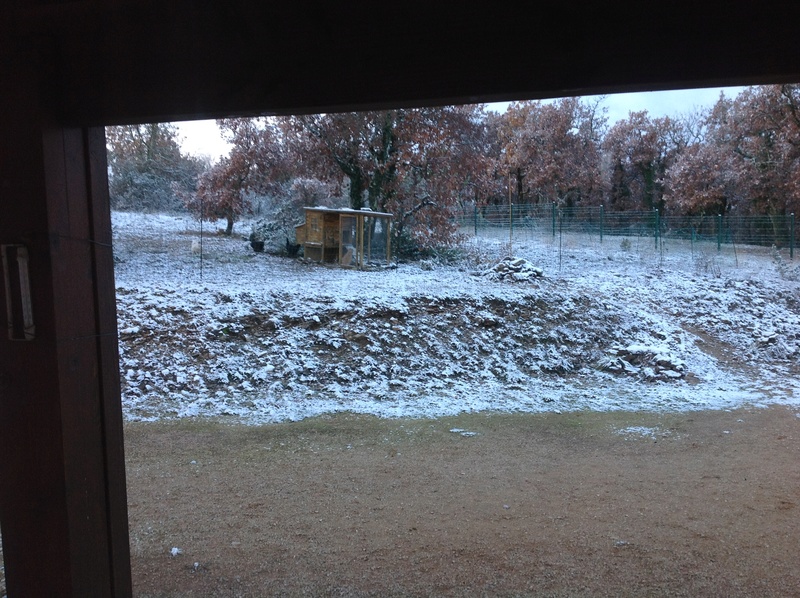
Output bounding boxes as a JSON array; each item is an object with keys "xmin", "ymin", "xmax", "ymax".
[{"xmin": 113, "ymin": 212, "xmax": 799, "ymax": 423}]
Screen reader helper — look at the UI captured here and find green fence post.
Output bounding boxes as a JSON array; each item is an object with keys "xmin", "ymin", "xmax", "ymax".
[
  {"xmin": 510, "ymin": 202, "xmax": 514, "ymax": 245},
  {"xmin": 654, "ymin": 209, "xmax": 660, "ymax": 250},
  {"xmin": 791, "ymin": 213, "xmax": 795, "ymax": 260},
  {"xmin": 600, "ymin": 204, "xmax": 604, "ymax": 244},
  {"xmin": 551, "ymin": 202, "xmax": 556, "ymax": 238},
  {"xmin": 717, "ymin": 214, "xmax": 723, "ymax": 252},
  {"xmin": 473, "ymin": 204, "xmax": 478, "ymax": 237},
  {"xmin": 558, "ymin": 208, "xmax": 563, "ymax": 271}
]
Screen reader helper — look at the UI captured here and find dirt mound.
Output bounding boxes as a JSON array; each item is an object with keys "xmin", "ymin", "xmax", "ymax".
[
  {"xmin": 112, "ymin": 212, "xmax": 800, "ymax": 423},
  {"xmin": 119, "ymin": 289, "xmax": 634, "ymax": 420}
]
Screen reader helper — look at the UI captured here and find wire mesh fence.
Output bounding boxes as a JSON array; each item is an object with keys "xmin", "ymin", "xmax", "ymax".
[{"xmin": 455, "ymin": 204, "xmax": 797, "ymax": 278}]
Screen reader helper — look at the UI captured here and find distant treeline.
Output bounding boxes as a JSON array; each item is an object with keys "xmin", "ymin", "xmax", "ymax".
[{"xmin": 106, "ymin": 84, "xmax": 800, "ymax": 254}]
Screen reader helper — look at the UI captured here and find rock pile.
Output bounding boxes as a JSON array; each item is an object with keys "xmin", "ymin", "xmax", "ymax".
[
  {"xmin": 600, "ymin": 344, "xmax": 687, "ymax": 381},
  {"xmin": 481, "ymin": 256, "xmax": 544, "ymax": 282}
]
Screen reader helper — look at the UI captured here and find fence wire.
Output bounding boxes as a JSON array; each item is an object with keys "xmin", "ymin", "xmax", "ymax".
[{"xmin": 455, "ymin": 204, "xmax": 796, "ymax": 278}]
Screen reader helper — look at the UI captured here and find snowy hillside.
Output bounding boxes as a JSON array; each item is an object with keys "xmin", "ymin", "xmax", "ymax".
[{"xmin": 112, "ymin": 212, "xmax": 800, "ymax": 423}]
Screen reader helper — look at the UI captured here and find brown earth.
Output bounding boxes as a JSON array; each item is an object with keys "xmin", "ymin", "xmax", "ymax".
[{"xmin": 125, "ymin": 405, "xmax": 800, "ymax": 597}]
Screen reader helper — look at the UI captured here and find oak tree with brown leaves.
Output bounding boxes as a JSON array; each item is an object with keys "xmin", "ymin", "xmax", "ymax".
[
  {"xmin": 290, "ymin": 105, "xmax": 490, "ymax": 253},
  {"xmin": 664, "ymin": 84, "xmax": 800, "ymax": 223},
  {"xmin": 601, "ymin": 111, "xmax": 688, "ymax": 213},
  {"xmin": 183, "ymin": 118, "xmax": 294, "ymax": 235},
  {"xmin": 493, "ymin": 97, "xmax": 607, "ymax": 211}
]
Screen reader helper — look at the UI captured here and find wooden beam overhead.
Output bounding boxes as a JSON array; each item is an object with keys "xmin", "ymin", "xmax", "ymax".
[{"xmin": 12, "ymin": 1, "xmax": 800, "ymax": 125}]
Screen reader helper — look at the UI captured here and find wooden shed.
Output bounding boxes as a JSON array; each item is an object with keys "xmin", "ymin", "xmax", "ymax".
[{"xmin": 295, "ymin": 207, "xmax": 392, "ymax": 268}]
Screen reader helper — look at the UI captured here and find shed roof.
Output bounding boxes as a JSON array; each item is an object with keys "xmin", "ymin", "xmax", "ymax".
[{"xmin": 304, "ymin": 207, "xmax": 393, "ymax": 218}]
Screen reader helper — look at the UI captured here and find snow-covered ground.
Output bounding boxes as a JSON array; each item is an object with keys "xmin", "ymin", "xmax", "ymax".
[{"xmin": 112, "ymin": 211, "xmax": 800, "ymax": 423}]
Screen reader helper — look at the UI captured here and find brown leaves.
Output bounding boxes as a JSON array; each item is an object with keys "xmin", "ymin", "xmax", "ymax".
[
  {"xmin": 664, "ymin": 84, "xmax": 800, "ymax": 217},
  {"xmin": 495, "ymin": 98, "xmax": 605, "ymax": 207}
]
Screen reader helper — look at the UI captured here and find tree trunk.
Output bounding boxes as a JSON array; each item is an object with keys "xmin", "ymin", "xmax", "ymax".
[
  {"xmin": 349, "ymin": 172, "xmax": 364, "ymax": 209},
  {"xmin": 515, "ymin": 168, "xmax": 525, "ymax": 205}
]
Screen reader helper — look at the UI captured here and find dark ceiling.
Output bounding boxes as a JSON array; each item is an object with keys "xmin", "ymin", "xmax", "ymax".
[{"xmin": 11, "ymin": 1, "xmax": 800, "ymax": 125}]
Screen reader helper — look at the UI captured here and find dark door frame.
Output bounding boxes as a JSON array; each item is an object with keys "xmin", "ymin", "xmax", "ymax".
[{"xmin": 2, "ymin": 2, "xmax": 799, "ymax": 595}]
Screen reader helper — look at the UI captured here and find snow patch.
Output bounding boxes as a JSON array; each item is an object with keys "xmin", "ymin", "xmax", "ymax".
[{"xmin": 112, "ymin": 211, "xmax": 800, "ymax": 424}]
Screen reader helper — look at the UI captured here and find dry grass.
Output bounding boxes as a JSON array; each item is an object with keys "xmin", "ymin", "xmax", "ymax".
[{"xmin": 125, "ymin": 405, "xmax": 800, "ymax": 597}]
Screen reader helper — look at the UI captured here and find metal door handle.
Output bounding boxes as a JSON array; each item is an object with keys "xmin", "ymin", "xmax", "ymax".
[{"xmin": 2, "ymin": 244, "xmax": 35, "ymax": 341}]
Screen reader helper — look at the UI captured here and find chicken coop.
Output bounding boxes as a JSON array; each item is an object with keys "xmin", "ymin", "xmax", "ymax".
[{"xmin": 294, "ymin": 207, "xmax": 393, "ymax": 268}]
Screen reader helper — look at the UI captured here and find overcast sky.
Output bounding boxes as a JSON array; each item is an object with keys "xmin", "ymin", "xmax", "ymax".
[{"xmin": 175, "ymin": 85, "xmax": 748, "ymax": 161}]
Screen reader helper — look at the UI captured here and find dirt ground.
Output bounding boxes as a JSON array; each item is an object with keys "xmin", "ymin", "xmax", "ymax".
[{"xmin": 124, "ymin": 405, "xmax": 800, "ymax": 597}]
